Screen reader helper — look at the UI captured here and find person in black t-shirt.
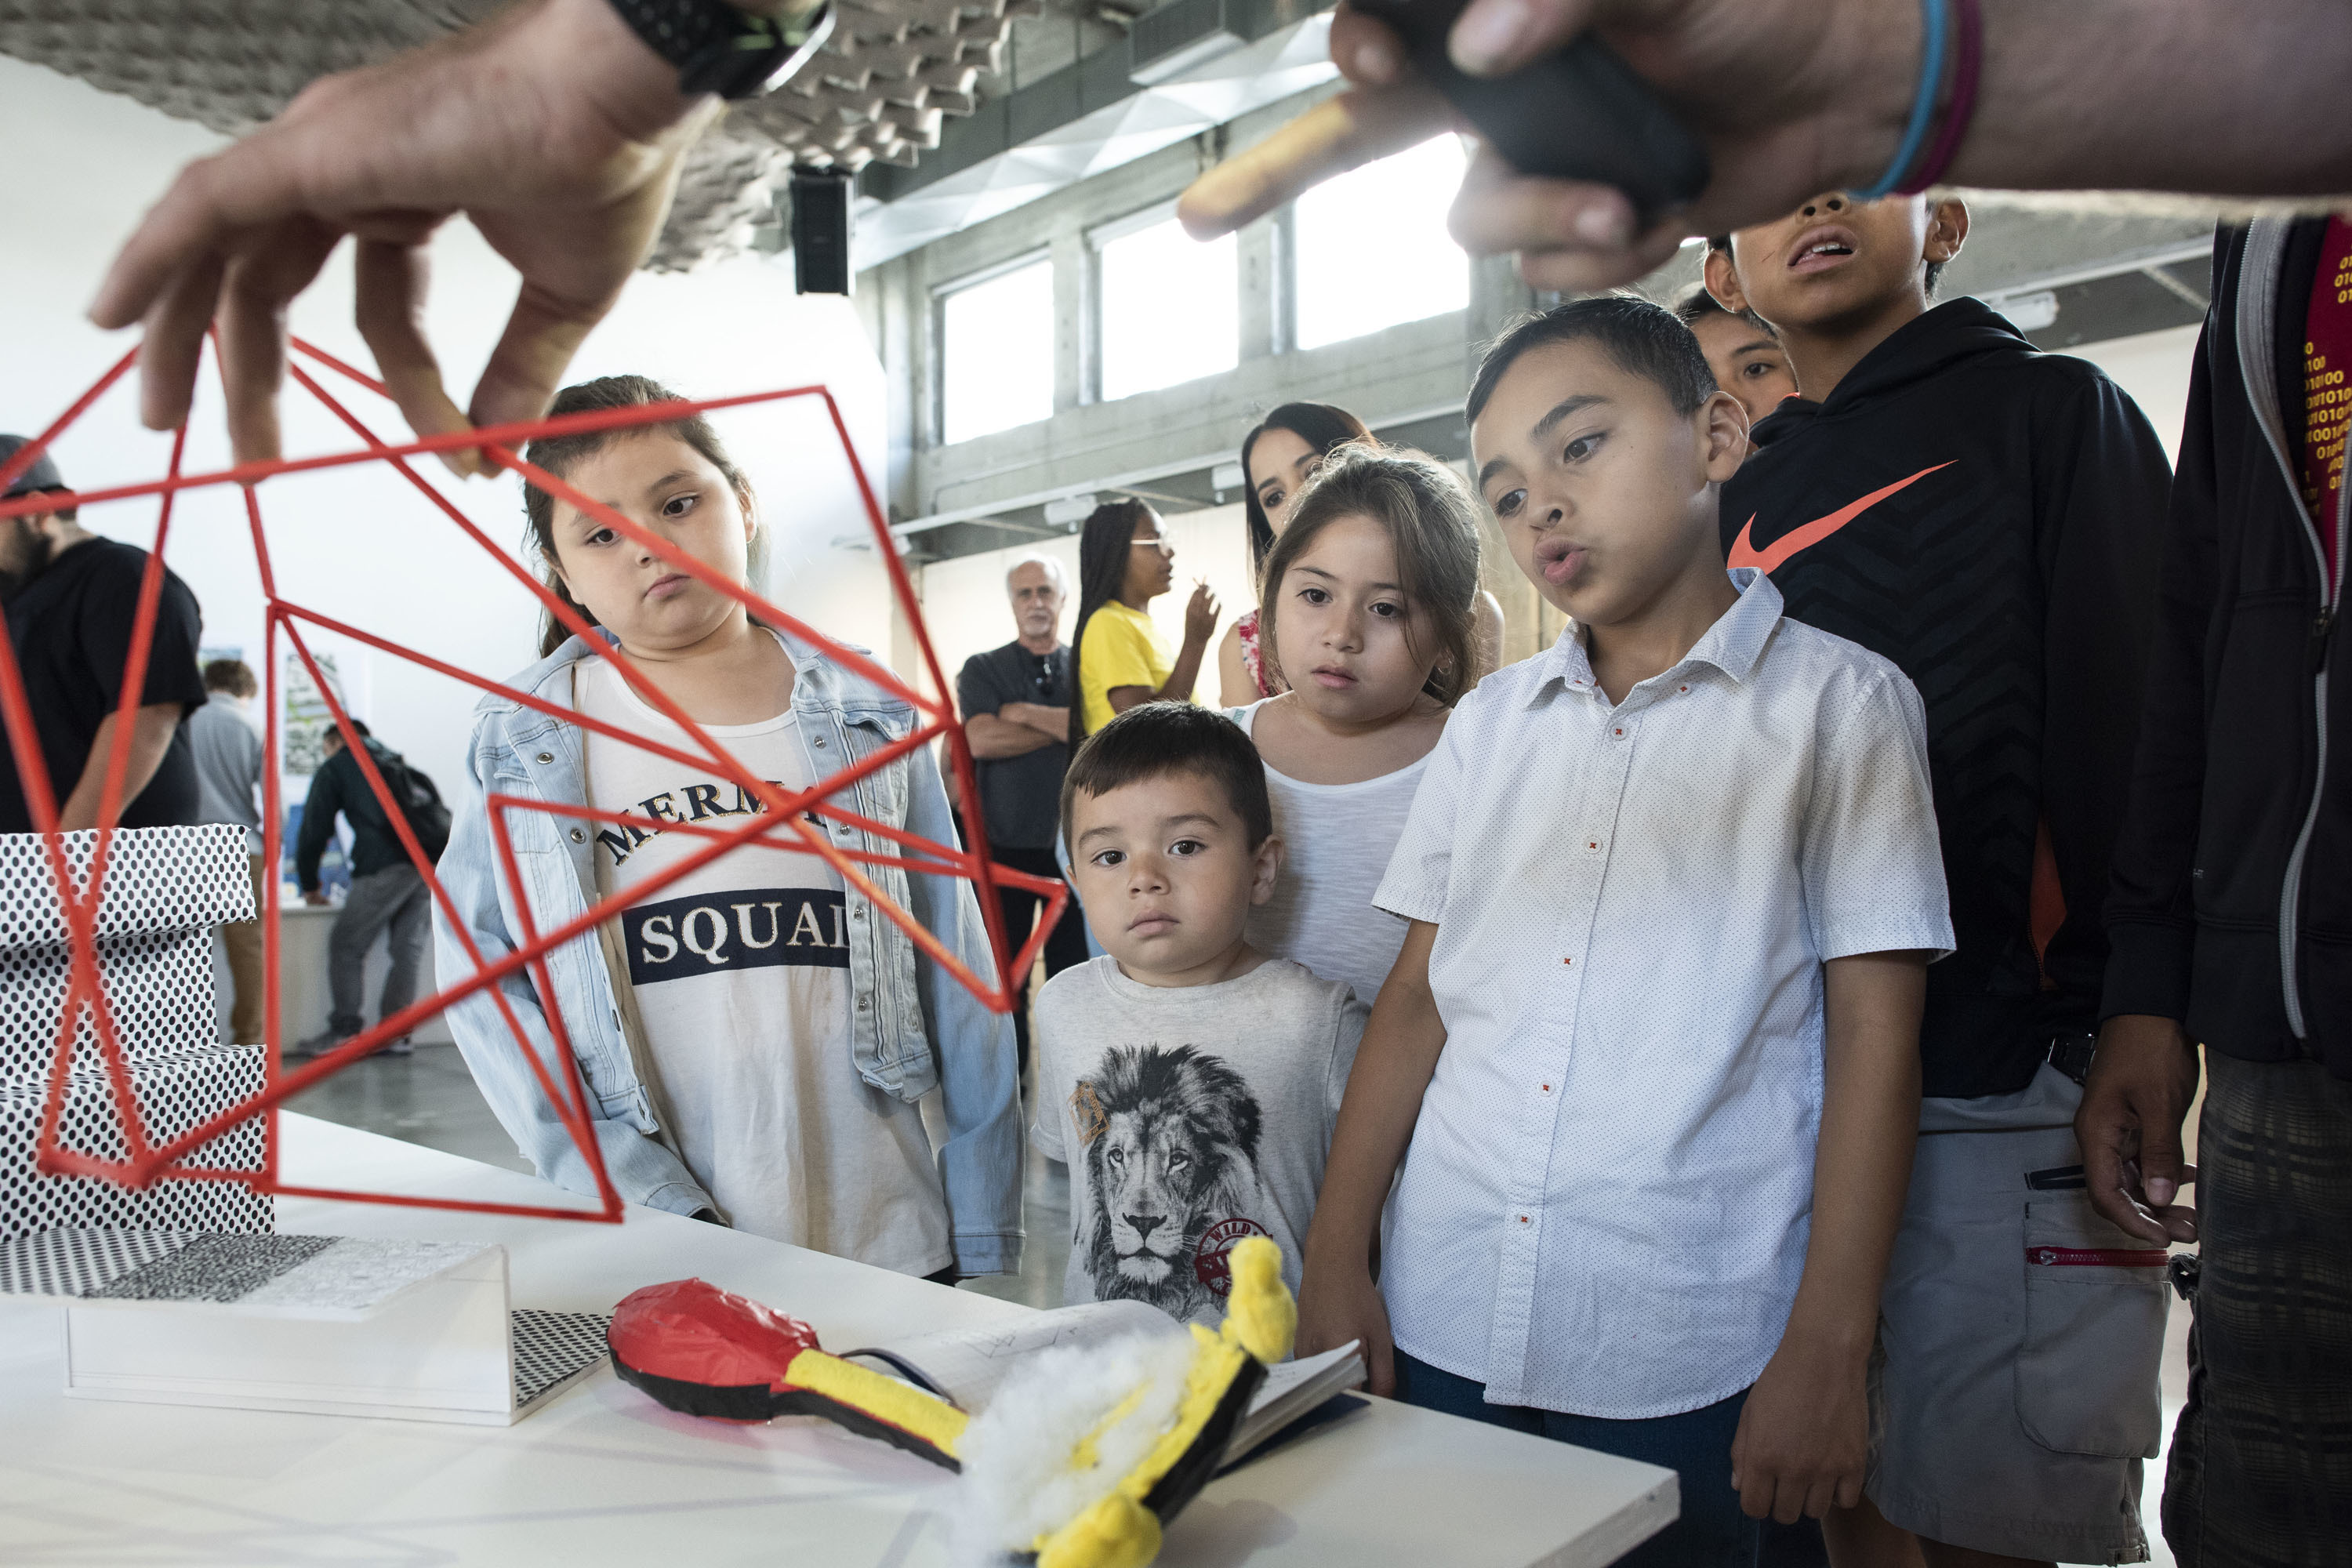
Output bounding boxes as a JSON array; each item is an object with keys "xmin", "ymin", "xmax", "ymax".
[
  {"xmin": 956, "ymin": 554, "xmax": 1090, "ymax": 1069},
  {"xmin": 0, "ymin": 436, "xmax": 206, "ymax": 835}
]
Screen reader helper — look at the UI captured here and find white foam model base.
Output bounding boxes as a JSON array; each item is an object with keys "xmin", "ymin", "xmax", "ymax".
[{"xmin": 50, "ymin": 1242, "xmax": 606, "ymax": 1425}]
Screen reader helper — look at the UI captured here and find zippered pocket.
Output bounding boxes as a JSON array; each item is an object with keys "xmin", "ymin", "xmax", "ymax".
[{"xmin": 2014, "ymin": 1195, "xmax": 2169, "ymax": 1459}]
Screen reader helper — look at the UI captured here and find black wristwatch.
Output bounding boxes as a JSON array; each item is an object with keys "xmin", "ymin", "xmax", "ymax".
[{"xmin": 605, "ymin": 0, "xmax": 834, "ymax": 100}]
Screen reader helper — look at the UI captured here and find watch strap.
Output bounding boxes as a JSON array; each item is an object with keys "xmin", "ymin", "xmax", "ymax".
[{"xmin": 604, "ymin": 0, "xmax": 829, "ymax": 100}]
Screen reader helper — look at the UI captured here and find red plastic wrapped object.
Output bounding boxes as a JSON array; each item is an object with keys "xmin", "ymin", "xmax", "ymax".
[
  {"xmin": 607, "ymin": 1277, "xmax": 965, "ymax": 1467},
  {"xmin": 606, "ymin": 1277, "xmax": 823, "ymax": 1416}
]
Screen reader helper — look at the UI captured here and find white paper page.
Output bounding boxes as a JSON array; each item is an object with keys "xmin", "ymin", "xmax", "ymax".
[
  {"xmin": 1225, "ymin": 1340, "xmax": 1366, "ymax": 1463},
  {"xmin": 1248, "ymin": 1341, "xmax": 1362, "ymax": 1415}
]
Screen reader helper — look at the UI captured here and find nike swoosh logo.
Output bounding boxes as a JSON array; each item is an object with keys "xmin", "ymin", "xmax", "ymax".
[{"xmin": 1727, "ymin": 463, "xmax": 1955, "ymax": 574}]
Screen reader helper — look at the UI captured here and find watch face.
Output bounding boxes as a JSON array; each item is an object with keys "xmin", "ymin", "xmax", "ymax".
[{"xmin": 671, "ymin": 0, "xmax": 836, "ymax": 102}]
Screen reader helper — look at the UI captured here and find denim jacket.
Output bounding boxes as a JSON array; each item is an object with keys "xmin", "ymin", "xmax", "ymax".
[{"xmin": 432, "ymin": 630, "xmax": 1023, "ymax": 1275}]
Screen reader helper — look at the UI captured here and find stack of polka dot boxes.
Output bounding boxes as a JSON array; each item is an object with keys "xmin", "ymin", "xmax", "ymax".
[{"xmin": 0, "ymin": 826, "xmax": 273, "ymax": 1243}]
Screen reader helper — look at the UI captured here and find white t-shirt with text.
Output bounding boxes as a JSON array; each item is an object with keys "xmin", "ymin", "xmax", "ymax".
[{"xmin": 577, "ymin": 649, "xmax": 950, "ymax": 1274}]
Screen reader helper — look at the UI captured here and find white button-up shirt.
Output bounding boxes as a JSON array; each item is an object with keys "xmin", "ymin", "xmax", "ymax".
[{"xmin": 1374, "ymin": 569, "xmax": 1952, "ymax": 1418}]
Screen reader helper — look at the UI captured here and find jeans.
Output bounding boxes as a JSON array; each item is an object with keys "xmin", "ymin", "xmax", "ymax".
[
  {"xmin": 328, "ymin": 863, "xmax": 430, "ymax": 1036},
  {"xmin": 1393, "ymin": 1349, "xmax": 1765, "ymax": 1567},
  {"xmin": 987, "ymin": 844, "xmax": 1091, "ymax": 1069}
]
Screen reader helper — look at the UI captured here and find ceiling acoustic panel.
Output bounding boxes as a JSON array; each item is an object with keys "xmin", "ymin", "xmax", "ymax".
[{"xmin": 0, "ymin": 0, "xmax": 1038, "ymax": 270}]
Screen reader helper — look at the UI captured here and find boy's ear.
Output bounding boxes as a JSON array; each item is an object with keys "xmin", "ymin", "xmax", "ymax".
[
  {"xmin": 1703, "ymin": 246, "xmax": 1750, "ymax": 315},
  {"xmin": 1925, "ymin": 198, "xmax": 1969, "ymax": 266},
  {"xmin": 1699, "ymin": 391, "xmax": 1749, "ymax": 482},
  {"xmin": 1249, "ymin": 835, "xmax": 1283, "ymax": 909}
]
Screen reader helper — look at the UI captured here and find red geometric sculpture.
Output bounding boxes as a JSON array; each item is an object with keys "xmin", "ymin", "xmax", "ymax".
[{"xmin": 0, "ymin": 339, "xmax": 1067, "ymax": 1222}]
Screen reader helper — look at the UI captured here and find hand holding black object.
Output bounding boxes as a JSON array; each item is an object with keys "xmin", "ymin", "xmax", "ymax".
[{"xmin": 1179, "ymin": 0, "xmax": 1918, "ymax": 292}]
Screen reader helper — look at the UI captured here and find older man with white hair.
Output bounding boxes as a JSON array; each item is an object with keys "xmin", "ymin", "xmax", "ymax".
[{"xmin": 956, "ymin": 554, "xmax": 1087, "ymax": 1069}]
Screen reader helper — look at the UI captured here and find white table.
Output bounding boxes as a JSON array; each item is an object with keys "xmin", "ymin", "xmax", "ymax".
[{"xmin": 0, "ymin": 1116, "xmax": 1675, "ymax": 1566}]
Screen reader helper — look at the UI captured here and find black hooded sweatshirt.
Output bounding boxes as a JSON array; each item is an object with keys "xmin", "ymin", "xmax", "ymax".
[
  {"xmin": 1722, "ymin": 297, "xmax": 2175, "ymax": 1098},
  {"xmin": 2103, "ymin": 220, "xmax": 2352, "ymax": 1082}
]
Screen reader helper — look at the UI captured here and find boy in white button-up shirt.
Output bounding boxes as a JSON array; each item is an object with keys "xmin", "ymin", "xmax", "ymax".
[{"xmin": 1295, "ymin": 299, "xmax": 1954, "ymax": 1567}]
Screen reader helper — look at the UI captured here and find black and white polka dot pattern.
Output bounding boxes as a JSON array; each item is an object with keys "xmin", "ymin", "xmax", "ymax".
[
  {"xmin": 0, "ymin": 927, "xmax": 219, "ymax": 1085},
  {"xmin": 2, "ymin": 826, "xmax": 270, "ymax": 1244},
  {"xmin": 2, "ymin": 1044, "xmax": 272, "ymax": 1244},
  {"xmin": 512, "ymin": 1308, "xmax": 612, "ymax": 1412},
  {"xmin": 0, "ymin": 1225, "xmax": 195, "ymax": 1297},
  {"xmin": 0, "ymin": 826, "xmax": 252, "ymax": 949}
]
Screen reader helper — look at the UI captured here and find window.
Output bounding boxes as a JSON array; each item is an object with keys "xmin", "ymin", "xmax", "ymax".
[
  {"xmin": 938, "ymin": 256, "xmax": 1055, "ymax": 445},
  {"xmin": 1291, "ymin": 136, "xmax": 1471, "ymax": 350},
  {"xmin": 1094, "ymin": 209, "xmax": 1239, "ymax": 401}
]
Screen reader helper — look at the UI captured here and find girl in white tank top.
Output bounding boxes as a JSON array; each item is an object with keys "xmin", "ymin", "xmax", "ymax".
[{"xmin": 1225, "ymin": 445, "xmax": 1492, "ymax": 1007}]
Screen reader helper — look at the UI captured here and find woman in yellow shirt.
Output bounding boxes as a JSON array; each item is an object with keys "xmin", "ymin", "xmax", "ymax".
[{"xmin": 1069, "ymin": 499, "xmax": 1219, "ymax": 741}]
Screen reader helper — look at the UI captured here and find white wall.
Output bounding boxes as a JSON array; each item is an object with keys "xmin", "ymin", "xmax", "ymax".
[
  {"xmin": 0, "ymin": 56, "xmax": 895, "ymax": 811},
  {"xmin": 916, "ymin": 502, "xmax": 1258, "ymax": 711},
  {"xmin": 2071, "ymin": 322, "xmax": 2202, "ymax": 462}
]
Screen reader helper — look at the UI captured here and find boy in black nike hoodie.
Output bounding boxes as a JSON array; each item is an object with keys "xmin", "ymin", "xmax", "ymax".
[{"xmin": 1708, "ymin": 194, "xmax": 2176, "ymax": 1566}]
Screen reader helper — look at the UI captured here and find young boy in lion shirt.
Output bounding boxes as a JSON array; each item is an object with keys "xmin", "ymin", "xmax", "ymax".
[{"xmin": 1029, "ymin": 702, "xmax": 1366, "ymax": 1327}]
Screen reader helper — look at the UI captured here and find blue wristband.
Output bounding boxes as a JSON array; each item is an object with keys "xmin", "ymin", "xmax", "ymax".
[{"xmin": 1851, "ymin": 0, "xmax": 1950, "ymax": 202}]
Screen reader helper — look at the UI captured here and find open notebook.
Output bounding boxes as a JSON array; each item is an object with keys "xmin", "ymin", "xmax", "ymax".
[{"xmin": 843, "ymin": 1299, "xmax": 1367, "ymax": 1468}]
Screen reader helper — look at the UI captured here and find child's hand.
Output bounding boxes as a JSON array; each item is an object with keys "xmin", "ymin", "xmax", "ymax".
[
  {"xmin": 1183, "ymin": 581, "xmax": 1221, "ymax": 647},
  {"xmin": 1726, "ymin": 1330, "xmax": 1868, "ymax": 1523},
  {"xmin": 1297, "ymin": 1259, "xmax": 1396, "ymax": 1395}
]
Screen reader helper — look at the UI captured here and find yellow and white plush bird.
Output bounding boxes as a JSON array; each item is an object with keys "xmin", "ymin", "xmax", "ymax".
[{"xmin": 608, "ymin": 1235, "xmax": 1297, "ymax": 1568}]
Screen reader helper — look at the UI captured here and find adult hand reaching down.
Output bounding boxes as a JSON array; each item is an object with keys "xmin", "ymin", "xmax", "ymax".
[{"xmin": 88, "ymin": 0, "xmax": 716, "ymax": 473}]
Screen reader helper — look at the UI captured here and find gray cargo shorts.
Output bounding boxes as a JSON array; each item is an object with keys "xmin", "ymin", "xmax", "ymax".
[{"xmin": 1867, "ymin": 1063, "xmax": 2169, "ymax": 1563}]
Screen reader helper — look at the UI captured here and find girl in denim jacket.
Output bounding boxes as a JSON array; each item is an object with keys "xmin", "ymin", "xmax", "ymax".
[{"xmin": 433, "ymin": 376, "xmax": 1022, "ymax": 1279}]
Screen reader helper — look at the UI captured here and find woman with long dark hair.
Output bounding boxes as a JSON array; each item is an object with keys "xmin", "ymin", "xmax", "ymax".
[
  {"xmin": 1068, "ymin": 499, "xmax": 1218, "ymax": 746},
  {"xmin": 1219, "ymin": 403, "xmax": 1369, "ymax": 706},
  {"xmin": 1219, "ymin": 403, "xmax": 1507, "ymax": 704}
]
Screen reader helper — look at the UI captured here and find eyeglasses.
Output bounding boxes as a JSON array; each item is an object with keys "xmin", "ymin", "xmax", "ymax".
[
  {"xmin": 1031, "ymin": 654, "xmax": 1058, "ymax": 695},
  {"xmin": 1129, "ymin": 536, "xmax": 1174, "ymax": 556}
]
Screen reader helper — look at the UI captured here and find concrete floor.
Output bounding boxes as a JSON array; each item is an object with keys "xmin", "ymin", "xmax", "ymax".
[{"xmin": 292, "ymin": 1044, "xmax": 2190, "ymax": 1561}]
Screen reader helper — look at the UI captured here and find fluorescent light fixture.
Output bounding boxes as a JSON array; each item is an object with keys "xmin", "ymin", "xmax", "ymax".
[
  {"xmin": 1044, "ymin": 494, "xmax": 1101, "ymax": 528},
  {"xmin": 1991, "ymin": 289, "xmax": 2060, "ymax": 332}
]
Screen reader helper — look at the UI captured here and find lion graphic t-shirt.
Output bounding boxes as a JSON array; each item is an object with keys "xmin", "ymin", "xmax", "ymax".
[
  {"xmin": 1030, "ymin": 954, "xmax": 1367, "ymax": 1327},
  {"xmin": 576, "ymin": 647, "xmax": 951, "ymax": 1276}
]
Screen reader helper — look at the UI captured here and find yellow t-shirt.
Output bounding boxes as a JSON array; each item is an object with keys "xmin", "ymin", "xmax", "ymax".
[{"xmin": 1078, "ymin": 601, "xmax": 1175, "ymax": 735}]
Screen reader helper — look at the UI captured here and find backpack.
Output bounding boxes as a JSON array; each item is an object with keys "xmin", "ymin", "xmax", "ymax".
[{"xmin": 361, "ymin": 739, "xmax": 452, "ymax": 863}]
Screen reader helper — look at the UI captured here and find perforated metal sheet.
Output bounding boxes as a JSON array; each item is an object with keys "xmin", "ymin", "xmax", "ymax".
[{"xmin": 0, "ymin": 1044, "xmax": 271, "ymax": 1244}]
